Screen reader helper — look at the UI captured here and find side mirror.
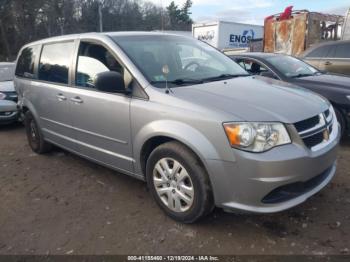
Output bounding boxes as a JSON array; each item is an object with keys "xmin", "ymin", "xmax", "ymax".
[
  {"xmin": 260, "ymin": 71, "xmax": 277, "ymax": 79},
  {"xmin": 94, "ymin": 71, "xmax": 129, "ymax": 94}
]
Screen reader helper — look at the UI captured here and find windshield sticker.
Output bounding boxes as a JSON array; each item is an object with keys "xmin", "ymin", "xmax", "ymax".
[{"xmin": 154, "ymin": 75, "xmax": 166, "ymax": 81}]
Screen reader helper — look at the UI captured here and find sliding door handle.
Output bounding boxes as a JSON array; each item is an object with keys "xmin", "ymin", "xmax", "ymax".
[
  {"xmin": 56, "ymin": 94, "xmax": 67, "ymax": 101},
  {"xmin": 70, "ymin": 97, "xmax": 83, "ymax": 104}
]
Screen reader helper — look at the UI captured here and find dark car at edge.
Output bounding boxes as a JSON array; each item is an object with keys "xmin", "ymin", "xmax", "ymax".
[{"xmin": 229, "ymin": 53, "xmax": 350, "ymax": 137}]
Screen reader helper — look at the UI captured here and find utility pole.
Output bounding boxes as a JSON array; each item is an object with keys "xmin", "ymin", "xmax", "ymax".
[
  {"xmin": 160, "ymin": 0, "xmax": 164, "ymax": 31},
  {"xmin": 98, "ymin": 2, "xmax": 103, "ymax": 32}
]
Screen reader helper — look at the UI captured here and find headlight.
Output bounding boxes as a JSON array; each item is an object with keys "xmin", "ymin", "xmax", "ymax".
[
  {"xmin": 223, "ymin": 122, "xmax": 291, "ymax": 152},
  {"xmin": 0, "ymin": 92, "xmax": 6, "ymax": 100},
  {"xmin": 347, "ymin": 95, "xmax": 350, "ymax": 102}
]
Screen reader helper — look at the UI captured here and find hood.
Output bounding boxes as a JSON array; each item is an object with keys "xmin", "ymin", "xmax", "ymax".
[
  {"xmin": 0, "ymin": 81, "xmax": 15, "ymax": 92},
  {"xmin": 292, "ymin": 74, "xmax": 350, "ymax": 90},
  {"xmin": 172, "ymin": 76, "xmax": 328, "ymax": 123}
]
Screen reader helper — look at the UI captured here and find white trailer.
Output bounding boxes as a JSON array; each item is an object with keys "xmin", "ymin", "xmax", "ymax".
[{"xmin": 192, "ymin": 21, "xmax": 263, "ymax": 50}]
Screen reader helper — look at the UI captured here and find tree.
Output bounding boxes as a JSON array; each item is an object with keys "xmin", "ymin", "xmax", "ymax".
[
  {"xmin": 166, "ymin": 0, "xmax": 192, "ymax": 31},
  {"xmin": 180, "ymin": 0, "xmax": 192, "ymax": 25},
  {"xmin": 0, "ymin": 0, "xmax": 194, "ymax": 60}
]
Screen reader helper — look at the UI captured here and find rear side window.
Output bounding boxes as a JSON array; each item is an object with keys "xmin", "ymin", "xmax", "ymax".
[
  {"xmin": 15, "ymin": 45, "xmax": 40, "ymax": 78},
  {"xmin": 334, "ymin": 43, "xmax": 350, "ymax": 58},
  {"xmin": 39, "ymin": 42, "xmax": 75, "ymax": 84},
  {"xmin": 305, "ymin": 45, "xmax": 331, "ymax": 58}
]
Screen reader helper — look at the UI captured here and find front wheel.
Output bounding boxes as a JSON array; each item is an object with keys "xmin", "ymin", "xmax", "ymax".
[
  {"xmin": 146, "ymin": 141, "xmax": 214, "ymax": 223},
  {"xmin": 334, "ymin": 107, "xmax": 346, "ymax": 138}
]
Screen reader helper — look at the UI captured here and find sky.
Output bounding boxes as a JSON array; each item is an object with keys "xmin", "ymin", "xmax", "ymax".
[{"xmin": 150, "ymin": 0, "xmax": 349, "ymax": 25}]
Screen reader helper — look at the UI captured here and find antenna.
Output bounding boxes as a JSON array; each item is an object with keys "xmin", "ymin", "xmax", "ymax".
[
  {"xmin": 160, "ymin": 0, "xmax": 164, "ymax": 31},
  {"xmin": 162, "ymin": 65, "xmax": 172, "ymax": 94}
]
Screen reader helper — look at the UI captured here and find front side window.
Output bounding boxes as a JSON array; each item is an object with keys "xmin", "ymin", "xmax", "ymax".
[
  {"xmin": 112, "ymin": 35, "xmax": 248, "ymax": 87},
  {"xmin": 305, "ymin": 45, "xmax": 331, "ymax": 58},
  {"xmin": 15, "ymin": 45, "xmax": 40, "ymax": 79},
  {"xmin": 39, "ymin": 42, "xmax": 75, "ymax": 84},
  {"xmin": 76, "ymin": 42, "xmax": 124, "ymax": 88},
  {"xmin": 237, "ymin": 59, "xmax": 268, "ymax": 75},
  {"xmin": 334, "ymin": 43, "xmax": 350, "ymax": 58},
  {"xmin": 266, "ymin": 56, "xmax": 319, "ymax": 78}
]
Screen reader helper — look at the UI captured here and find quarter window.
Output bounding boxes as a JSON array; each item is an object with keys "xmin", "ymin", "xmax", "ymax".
[
  {"xmin": 76, "ymin": 42, "xmax": 124, "ymax": 88},
  {"xmin": 15, "ymin": 45, "xmax": 40, "ymax": 79},
  {"xmin": 39, "ymin": 42, "xmax": 75, "ymax": 84}
]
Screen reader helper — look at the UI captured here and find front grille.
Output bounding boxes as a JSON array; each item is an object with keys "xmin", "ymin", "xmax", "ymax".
[
  {"xmin": 294, "ymin": 115, "xmax": 320, "ymax": 133},
  {"xmin": 262, "ymin": 166, "xmax": 332, "ymax": 204},
  {"xmin": 303, "ymin": 132, "xmax": 324, "ymax": 148},
  {"xmin": 324, "ymin": 109, "xmax": 330, "ymax": 118},
  {"xmin": 3, "ymin": 91, "xmax": 18, "ymax": 102},
  {"xmin": 294, "ymin": 109, "xmax": 333, "ymax": 149},
  {"xmin": 0, "ymin": 111, "xmax": 15, "ymax": 116}
]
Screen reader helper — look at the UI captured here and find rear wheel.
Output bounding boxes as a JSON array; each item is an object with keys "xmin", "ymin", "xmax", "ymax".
[
  {"xmin": 24, "ymin": 111, "xmax": 52, "ymax": 154},
  {"xmin": 146, "ymin": 141, "xmax": 214, "ymax": 223}
]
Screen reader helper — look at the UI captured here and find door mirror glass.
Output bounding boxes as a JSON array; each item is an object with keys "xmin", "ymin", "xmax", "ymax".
[{"xmin": 94, "ymin": 71, "xmax": 127, "ymax": 94}]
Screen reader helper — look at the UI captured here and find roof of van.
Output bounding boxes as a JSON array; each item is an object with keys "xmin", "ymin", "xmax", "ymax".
[{"xmin": 22, "ymin": 31, "xmax": 189, "ymax": 47}]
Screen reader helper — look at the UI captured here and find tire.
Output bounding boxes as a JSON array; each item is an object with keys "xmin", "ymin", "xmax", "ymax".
[
  {"xmin": 24, "ymin": 111, "xmax": 52, "ymax": 154},
  {"xmin": 146, "ymin": 141, "xmax": 214, "ymax": 223},
  {"xmin": 334, "ymin": 107, "xmax": 346, "ymax": 138}
]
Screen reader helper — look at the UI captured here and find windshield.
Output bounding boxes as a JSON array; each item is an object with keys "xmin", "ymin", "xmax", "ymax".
[
  {"xmin": 0, "ymin": 64, "xmax": 15, "ymax": 82},
  {"xmin": 112, "ymin": 35, "xmax": 249, "ymax": 87},
  {"xmin": 265, "ymin": 56, "xmax": 320, "ymax": 78}
]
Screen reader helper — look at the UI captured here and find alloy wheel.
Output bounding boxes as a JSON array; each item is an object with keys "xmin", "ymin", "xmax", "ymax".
[{"xmin": 153, "ymin": 158, "xmax": 194, "ymax": 212}]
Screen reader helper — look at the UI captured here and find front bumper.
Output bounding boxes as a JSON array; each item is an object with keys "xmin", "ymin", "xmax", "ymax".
[
  {"xmin": 0, "ymin": 100, "xmax": 18, "ymax": 124},
  {"xmin": 206, "ymin": 121, "xmax": 341, "ymax": 214}
]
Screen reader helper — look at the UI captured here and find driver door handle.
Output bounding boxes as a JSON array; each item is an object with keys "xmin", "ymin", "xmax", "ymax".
[
  {"xmin": 70, "ymin": 97, "xmax": 83, "ymax": 104},
  {"xmin": 324, "ymin": 61, "xmax": 332, "ymax": 66}
]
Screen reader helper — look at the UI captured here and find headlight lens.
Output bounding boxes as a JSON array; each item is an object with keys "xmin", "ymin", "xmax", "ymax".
[
  {"xmin": 0, "ymin": 92, "xmax": 6, "ymax": 100},
  {"xmin": 223, "ymin": 122, "xmax": 291, "ymax": 152}
]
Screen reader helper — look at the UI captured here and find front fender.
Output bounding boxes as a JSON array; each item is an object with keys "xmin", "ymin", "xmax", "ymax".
[{"xmin": 133, "ymin": 120, "xmax": 221, "ymax": 176}]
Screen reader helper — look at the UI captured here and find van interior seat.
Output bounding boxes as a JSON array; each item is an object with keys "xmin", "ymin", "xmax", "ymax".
[{"xmin": 139, "ymin": 51, "xmax": 162, "ymax": 80}]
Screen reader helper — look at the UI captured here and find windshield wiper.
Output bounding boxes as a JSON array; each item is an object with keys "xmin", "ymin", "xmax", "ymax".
[
  {"xmin": 202, "ymin": 73, "xmax": 250, "ymax": 82},
  {"xmin": 151, "ymin": 78, "xmax": 203, "ymax": 87},
  {"xmin": 291, "ymin": 73, "xmax": 314, "ymax": 78},
  {"xmin": 169, "ymin": 78, "xmax": 204, "ymax": 85}
]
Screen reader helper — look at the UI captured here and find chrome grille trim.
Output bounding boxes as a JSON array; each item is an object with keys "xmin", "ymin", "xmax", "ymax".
[
  {"xmin": 294, "ymin": 109, "xmax": 334, "ymax": 149},
  {"xmin": 298, "ymin": 114, "xmax": 325, "ymax": 138}
]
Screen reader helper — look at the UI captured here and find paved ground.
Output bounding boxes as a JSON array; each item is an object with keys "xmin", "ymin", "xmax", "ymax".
[{"xmin": 0, "ymin": 123, "xmax": 349, "ymax": 255}]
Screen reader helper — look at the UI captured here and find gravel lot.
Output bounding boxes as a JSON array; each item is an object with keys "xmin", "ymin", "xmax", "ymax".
[{"xmin": 0, "ymin": 123, "xmax": 349, "ymax": 255}]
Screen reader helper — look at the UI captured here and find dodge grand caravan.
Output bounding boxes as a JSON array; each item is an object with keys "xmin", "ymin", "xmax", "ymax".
[{"xmin": 14, "ymin": 32, "xmax": 340, "ymax": 223}]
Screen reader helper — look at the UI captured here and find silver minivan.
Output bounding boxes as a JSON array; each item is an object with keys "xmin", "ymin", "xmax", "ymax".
[{"xmin": 15, "ymin": 32, "xmax": 340, "ymax": 223}]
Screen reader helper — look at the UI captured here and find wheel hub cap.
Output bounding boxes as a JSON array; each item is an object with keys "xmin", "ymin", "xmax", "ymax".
[{"xmin": 153, "ymin": 158, "xmax": 194, "ymax": 213}]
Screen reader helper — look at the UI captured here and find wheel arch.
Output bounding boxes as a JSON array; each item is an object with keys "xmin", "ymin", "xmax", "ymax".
[
  {"xmin": 20, "ymin": 98, "xmax": 41, "ymax": 126},
  {"xmin": 134, "ymin": 120, "xmax": 220, "ymax": 177}
]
